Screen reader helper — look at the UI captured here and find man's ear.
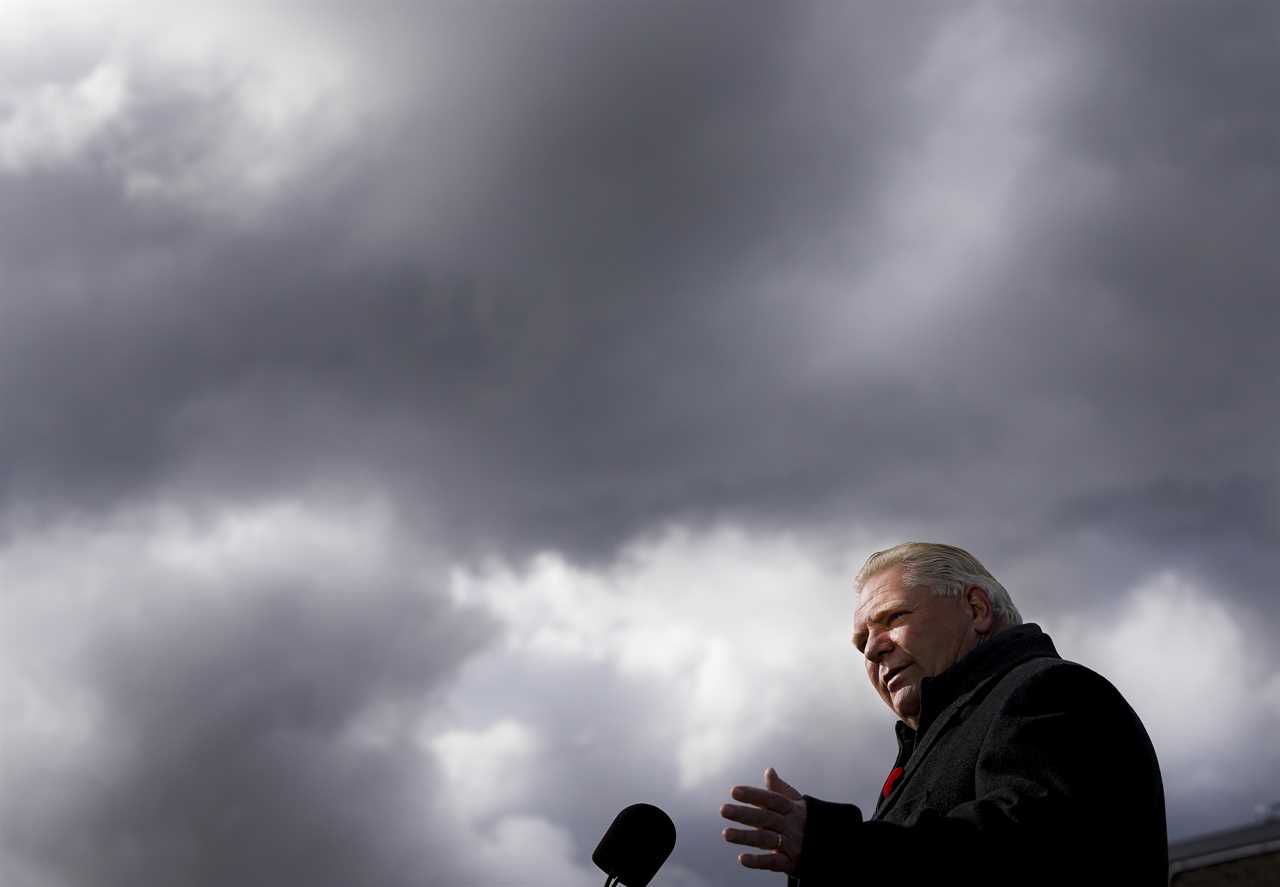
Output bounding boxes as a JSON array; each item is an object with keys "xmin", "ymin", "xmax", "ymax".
[{"xmin": 966, "ymin": 586, "xmax": 996, "ymax": 634}]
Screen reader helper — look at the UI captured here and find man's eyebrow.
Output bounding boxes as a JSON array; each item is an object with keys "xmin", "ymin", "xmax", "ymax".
[
  {"xmin": 851, "ymin": 601, "xmax": 911, "ymax": 647},
  {"xmin": 866, "ymin": 600, "xmax": 911, "ymax": 624}
]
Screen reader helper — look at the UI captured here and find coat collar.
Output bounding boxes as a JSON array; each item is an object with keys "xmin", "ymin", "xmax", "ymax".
[
  {"xmin": 873, "ymin": 623, "xmax": 1059, "ymax": 820},
  {"xmin": 915, "ymin": 622, "xmax": 1058, "ymax": 737}
]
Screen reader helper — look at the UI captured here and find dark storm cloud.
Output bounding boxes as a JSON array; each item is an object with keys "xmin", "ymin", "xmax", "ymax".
[
  {"xmin": 1, "ymin": 2, "xmax": 948, "ymax": 561},
  {"xmin": 3, "ymin": 5, "xmax": 1275, "ymax": 568},
  {"xmin": 996, "ymin": 1, "xmax": 1280, "ymax": 623},
  {"xmin": 1053, "ymin": 476, "xmax": 1279, "ymax": 595}
]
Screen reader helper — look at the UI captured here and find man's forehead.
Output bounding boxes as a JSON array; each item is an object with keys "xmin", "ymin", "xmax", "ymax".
[{"xmin": 854, "ymin": 569, "xmax": 923, "ymax": 621}]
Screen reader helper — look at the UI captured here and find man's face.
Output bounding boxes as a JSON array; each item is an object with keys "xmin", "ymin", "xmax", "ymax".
[{"xmin": 851, "ymin": 565, "xmax": 985, "ymax": 729}]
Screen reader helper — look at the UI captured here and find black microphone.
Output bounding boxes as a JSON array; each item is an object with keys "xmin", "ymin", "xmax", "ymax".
[{"xmin": 592, "ymin": 803, "xmax": 677, "ymax": 887}]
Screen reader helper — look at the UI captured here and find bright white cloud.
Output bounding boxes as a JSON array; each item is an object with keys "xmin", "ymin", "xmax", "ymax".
[
  {"xmin": 424, "ymin": 523, "xmax": 895, "ymax": 885},
  {"xmin": 0, "ymin": 62, "xmax": 128, "ymax": 172},
  {"xmin": 451, "ymin": 814, "xmax": 598, "ymax": 887},
  {"xmin": 448, "ymin": 523, "xmax": 885, "ymax": 791},
  {"xmin": 0, "ymin": 1, "xmax": 385, "ymax": 215},
  {"xmin": 422, "ymin": 720, "xmax": 602, "ymax": 886},
  {"xmin": 144, "ymin": 499, "xmax": 398, "ymax": 590},
  {"xmin": 1054, "ymin": 569, "xmax": 1280, "ymax": 795},
  {"xmin": 428, "ymin": 719, "xmax": 544, "ymax": 824}
]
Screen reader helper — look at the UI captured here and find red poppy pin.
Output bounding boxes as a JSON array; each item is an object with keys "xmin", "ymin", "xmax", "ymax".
[{"xmin": 881, "ymin": 766, "xmax": 905, "ymax": 799}]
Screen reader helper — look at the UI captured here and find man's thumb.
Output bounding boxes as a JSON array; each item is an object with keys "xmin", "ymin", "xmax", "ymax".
[{"xmin": 766, "ymin": 767, "xmax": 801, "ymax": 799}]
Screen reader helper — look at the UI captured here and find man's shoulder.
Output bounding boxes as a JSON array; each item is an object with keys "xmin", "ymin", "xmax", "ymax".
[
  {"xmin": 1000, "ymin": 652, "xmax": 1098, "ymax": 686},
  {"xmin": 988, "ymin": 653, "xmax": 1141, "ymax": 722}
]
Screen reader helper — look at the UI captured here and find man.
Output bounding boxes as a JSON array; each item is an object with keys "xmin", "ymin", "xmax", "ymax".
[{"xmin": 719, "ymin": 542, "xmax": 1168, "ymax": 885}]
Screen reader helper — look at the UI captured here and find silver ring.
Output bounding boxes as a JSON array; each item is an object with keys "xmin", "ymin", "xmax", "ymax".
[{"xmin": 776, "ymin": 832, "xmax": 784, "ymax": 851}]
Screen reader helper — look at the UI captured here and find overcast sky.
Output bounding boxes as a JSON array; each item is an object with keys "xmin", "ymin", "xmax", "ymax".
[{"xmin": 3, "ymin": 2, "xmax": 1279, "ymax": 885}]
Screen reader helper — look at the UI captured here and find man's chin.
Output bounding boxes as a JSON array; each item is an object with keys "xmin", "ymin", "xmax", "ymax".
[{"xmin": 891, "ymin": 692, "xmax": 920, "ymax": 724}]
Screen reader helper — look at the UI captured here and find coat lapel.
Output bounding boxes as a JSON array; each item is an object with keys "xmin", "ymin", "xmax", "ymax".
[{"xmin": 872, "ymin": 670, "xmax": 1002, "ymax": 821}]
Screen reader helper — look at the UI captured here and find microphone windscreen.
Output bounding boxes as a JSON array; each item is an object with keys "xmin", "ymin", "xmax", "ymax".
[{"xmin": 592, "ymin": 803, "xmax": 677, "ymax": 887}]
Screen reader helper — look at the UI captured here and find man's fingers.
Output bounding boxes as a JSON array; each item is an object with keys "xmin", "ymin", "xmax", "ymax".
[
  {"xmin": 738, "ymin": 851, "xmax": 788, "ymax": 872},
  {"xmin": 720, "ymin": 774, "xmax": 801, "ymax": 876},
  {"xmin": 765, "ymin": 767, "xmax": 803, "ymax": 800},
  {"xmin": 730, "ymin": 785, "xmax": 793, "ymax": 814},
  {"xmin": 719, "ymin": 803, "xmax": 784, "ymax": 831},
  {"xmin": 722, "ymin": 827, "xmax": 780, "ymax": 850}
]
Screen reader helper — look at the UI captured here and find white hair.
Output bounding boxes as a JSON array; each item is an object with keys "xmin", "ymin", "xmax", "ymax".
[{"xmin": 854, "ymin": 542, "xmax": 1023, "ymax": 630}]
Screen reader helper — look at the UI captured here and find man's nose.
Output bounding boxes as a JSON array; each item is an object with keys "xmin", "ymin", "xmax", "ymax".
[{"xmin": 865, "ymin": 627, "xmax": 893, "ymax": 662}]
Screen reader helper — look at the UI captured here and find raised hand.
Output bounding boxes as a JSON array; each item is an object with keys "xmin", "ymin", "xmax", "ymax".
[{"xmin": 719, "ymin": 767, "xmax": 807, "ymax": 875}]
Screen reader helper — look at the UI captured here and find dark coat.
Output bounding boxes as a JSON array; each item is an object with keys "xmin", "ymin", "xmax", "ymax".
[{"xmin": 795, "ymin": 624, "xmax": 1168, "ymax": 886}]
